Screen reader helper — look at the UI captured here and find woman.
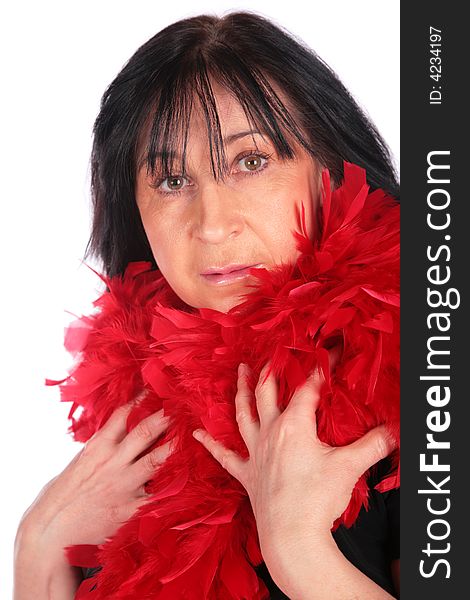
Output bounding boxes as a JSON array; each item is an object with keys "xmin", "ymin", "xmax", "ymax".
[{"xmin": 14, "ymin": 11, "xmax": 400, "ymax": 599}]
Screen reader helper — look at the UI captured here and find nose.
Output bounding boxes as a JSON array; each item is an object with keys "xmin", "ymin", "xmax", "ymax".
[{"xmin": 193, "ymin": 181, "xmax": 243, "ymax": 244}]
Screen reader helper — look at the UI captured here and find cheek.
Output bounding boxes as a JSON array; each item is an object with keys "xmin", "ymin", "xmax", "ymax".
[
  {"xmin": 137, "ymin": 203, "xmax": 177, "ymax": 269},
  {"xmin": 259, "ymin": 181, "xmax": 317, "ymax": 259},
  {"xmin": 137, "ymin": 205, "xmax": 202, "ymax": 307}
]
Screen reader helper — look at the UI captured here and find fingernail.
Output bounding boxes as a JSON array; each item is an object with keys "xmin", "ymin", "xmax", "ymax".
[
  {"xmin": 193, "ymin": 429, "xmax": 202, "ymax": 440},
  {"xmin": 238, "ymin": 363, "xmax": 247, "ymax": 378},
  {"xmin": 308, "ymin": 367, "xmax": 322, "ymax": 381},
  {"xmin": 157, "ymin": 409, "xmax": 170, "ymax": 422}
]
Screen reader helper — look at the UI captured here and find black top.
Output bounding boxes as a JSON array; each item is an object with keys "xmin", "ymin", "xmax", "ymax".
[
  {"xmin": 254, "ymin": 485, "xmax": 399, "ymax": 598},
  {"xmin": 82, "ymin": 459, "xmax": 399, "ymax": 598}
]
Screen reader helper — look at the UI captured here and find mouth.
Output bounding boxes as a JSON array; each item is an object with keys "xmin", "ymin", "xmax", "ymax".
[{"xmin": 200, "ymin": 264, "xmax": 264, "ymax": 286}]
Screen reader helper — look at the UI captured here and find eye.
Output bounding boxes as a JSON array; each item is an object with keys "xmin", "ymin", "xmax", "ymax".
[
  {"xmin": 151, "ymin": 174, "xmax": 191, "ymax": 195},
  {"xmin": 149, "ymin": 150, "xmax": 272, "ymax": 196},
  {"xmin": 236, "ymin": 151, "xmax": 271, "ymax": 174}
]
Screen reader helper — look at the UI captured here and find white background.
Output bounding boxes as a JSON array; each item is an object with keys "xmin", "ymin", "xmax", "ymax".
[{"xmin": 1, "ymin": 1, "xmax": 399, "ymax": 595}]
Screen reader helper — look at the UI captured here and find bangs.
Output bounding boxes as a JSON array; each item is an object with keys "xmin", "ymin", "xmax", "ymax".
[{"xmin": 137, "ymin": 51, "xmax": 312, "ymax": 181}]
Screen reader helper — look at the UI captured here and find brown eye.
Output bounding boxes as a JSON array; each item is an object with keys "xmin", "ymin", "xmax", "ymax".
[
  {"xmin": 237, "ymin": 152, "xmax": 270, "ymax": 174},
  {"xmin": 166, "ymin": 176, "xmax": 185, "ymax": 190},
  {"xmin": 243, "ymin": 155, "xmax": 263, "ymax": 171},
  {"xmin": 153, "ymin": 174, "xmax": 190, "ymax": 195}
]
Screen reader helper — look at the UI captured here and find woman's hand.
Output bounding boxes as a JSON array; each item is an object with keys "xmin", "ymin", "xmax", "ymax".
[
  {"xmin": 192, "ymin": 361, "xmax": 397, "ymax": 582},
  {"xmin": 18, "ymin": 399, "xmax": 176, "ymax": 554}
]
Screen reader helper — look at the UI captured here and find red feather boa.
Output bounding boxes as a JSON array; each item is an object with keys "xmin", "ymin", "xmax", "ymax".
[{"xmin": 47, "ymin": 162, "xmax": 400, "ymax": 599}]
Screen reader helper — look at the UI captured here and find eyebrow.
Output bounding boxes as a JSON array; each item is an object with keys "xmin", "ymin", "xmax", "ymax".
[
  {"xmin": 223, "ymin": 129, "xmax": 263, "ymax": 144},
  {"xmin": 138, "ymin": 129, "xmax": 265, "ymax": 169}
]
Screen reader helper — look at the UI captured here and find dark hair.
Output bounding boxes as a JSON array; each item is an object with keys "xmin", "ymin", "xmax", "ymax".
[{"xmin": 85, "ymin": 10, "xmax": 399, "ymax": 278}]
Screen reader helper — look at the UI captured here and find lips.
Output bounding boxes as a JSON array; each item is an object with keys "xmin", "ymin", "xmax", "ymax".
[
  {"xmin": 201, "ymin": 264, "xmax": 258, "ymax": 276},
  {"xmin": 201, "ymin": 264, "xmax": 264, "ymax": 286}
]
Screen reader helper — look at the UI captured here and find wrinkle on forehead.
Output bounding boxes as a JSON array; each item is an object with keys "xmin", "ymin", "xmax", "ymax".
[{"xmin": 135, "ymin": 76, "xmax": 306, "ymax": 182}]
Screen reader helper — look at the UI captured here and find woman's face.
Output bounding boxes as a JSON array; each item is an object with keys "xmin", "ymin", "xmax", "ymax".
[{"xmin": 135, "ymin": 83, "xmax": 322, "ymax": 313}]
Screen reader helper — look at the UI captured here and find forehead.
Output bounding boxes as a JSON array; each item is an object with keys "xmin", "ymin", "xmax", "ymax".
[
  {"xmin": 197, "ymin": 83, "xmax": 251, "ymax": 126},
  {"xmin": 138, "ymin": 84, "xmax": 263, "ymax": 146},
  {"xmin": 176, "ymin": 91, "xmax": 260, "ymax": 150},
  {"xmin": 189, "ymin": 79, "xmax": 299, "ymax": 133},
  {"xmin": 136, "ymin": 76, "xmax": 304, "ymax": 177}
]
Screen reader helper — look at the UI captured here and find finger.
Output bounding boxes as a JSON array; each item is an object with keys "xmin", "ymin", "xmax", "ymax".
[
  {"xmin": 235, "ymin": 363, "xmax": 260, "ymax": 451},
  {"xmin": 345, "ymin": 424, "xmax": 398, "ymax": 475},
  {"xmin": 130, "ymin": 438, "xmax": 177, "ymax": 492},
  {"xmin": 93, "ymin": 402, "xmax": 136, "ymax": 445},
  {"xmin": 117, "ymin": 408, "xmax": 171, "ymax": 464},
  {"xmin": 255, "ymin": 361, "xmax": 281, "ymax": 430},
  {"xmin": 94, "ymin": 389, "xmax": 150, "ymax": 444},
  {"xmin": 282, "ymin": 366, "xmax": 324, "ymax": 426},
  {"xmin": 328, "ymin": 346, "xmax": 342, "ymax": 371},
  {"xmin": 193, "ymin": 429, "xmax": 247, "ymax": 485}
]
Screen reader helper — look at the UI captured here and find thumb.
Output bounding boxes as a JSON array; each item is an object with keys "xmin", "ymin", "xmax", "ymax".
[{"xmin": 346, "ymin": 424, "xmax": 397, "ymax": 474}]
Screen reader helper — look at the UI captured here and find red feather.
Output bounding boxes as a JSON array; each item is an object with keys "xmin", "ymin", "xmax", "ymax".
[{"xmin": 48, "ymin": 161, "xmax": 400, "ymax": 599}]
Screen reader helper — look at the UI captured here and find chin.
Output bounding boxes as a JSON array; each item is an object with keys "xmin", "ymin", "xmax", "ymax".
[{"xmin": 201, "ymin": 293, "xmax": 246, "ymax": 314}]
